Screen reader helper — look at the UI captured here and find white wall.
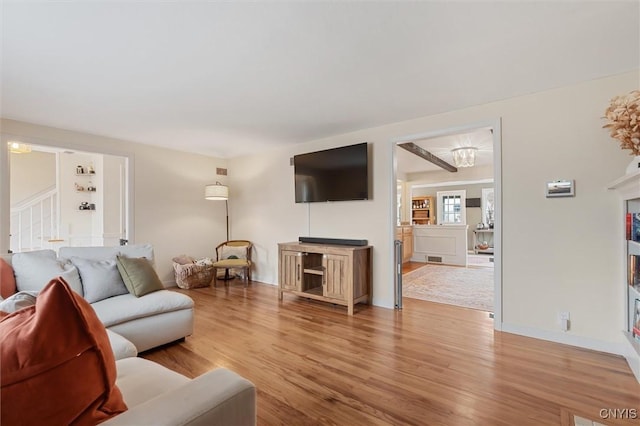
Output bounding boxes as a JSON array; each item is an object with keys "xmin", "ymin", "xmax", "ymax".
[
  {"xmin": 59, "ymin": 152, "xmax": 100, "ymax": 246},
  {"xmin": 407, "ymin": 164, "xmax": 494, "ymax": 184},
  {"xmin": 0, "ymin": 120, "xmax": 229, "ymax": 285},
  {"xmin": 229, "ymin": 71, "xmax": 637, "ymax": 354},
  {"xmin": 9, "ymin": 150, "xmax": 56, "ymax": 204},
  {"xmin": 1, "ymin": 71, "xmax": 637, "ymax": 355}
]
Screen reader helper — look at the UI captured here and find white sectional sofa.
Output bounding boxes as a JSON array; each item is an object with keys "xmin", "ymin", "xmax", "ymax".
[
  {"xmin": 2, "ymin": 244, "xmax": 194, "ymax": 355},
  {"xmin": 105, "ymin": 357, "xmax": 256, "ymax": 426},
  {"xmin": 1, "ymin": 245, "xmax": 257, "ymax": 425},
  {"xmin": 56, "ymin": 244, "xmax": 195, "ymax": 353}
]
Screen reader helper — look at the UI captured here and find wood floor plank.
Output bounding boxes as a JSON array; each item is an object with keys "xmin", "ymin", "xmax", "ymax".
[{"xmin": 141, "ymin": 282, "xmax": 640, "ymax": 425}]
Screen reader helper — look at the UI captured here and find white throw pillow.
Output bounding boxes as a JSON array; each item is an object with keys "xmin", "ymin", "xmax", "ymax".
[
  {"xmin": 70, "ymin": 257, "xmax": 129, "ymax": 303},
  {"xmin": 220, "ymin": 245, "xmax": 247, "ymax": 260},
  {"xmin": 12, "ymin": 250, "xmax": 83, "ymax": 295},
  {"xmin": 0, "ymin": 291, "xmax": 38, "ymax": 313}
]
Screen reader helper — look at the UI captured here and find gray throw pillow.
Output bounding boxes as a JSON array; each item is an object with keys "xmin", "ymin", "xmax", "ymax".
[
  {"xmin": 12, "ymin": 250, "xmax": 83, "ymax": 296},
  {"xmin": 70, "ymin": 257, "xmax": 129, "ymax": 303}
]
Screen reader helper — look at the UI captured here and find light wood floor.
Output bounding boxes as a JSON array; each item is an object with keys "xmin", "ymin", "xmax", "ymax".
[
  {"xmin": 142, "ymin": 281, "xmax": 640, "ymax": 425},
  {"xmin": 402, "ymin": 260, "xmax": 427, "ymax": 274}
]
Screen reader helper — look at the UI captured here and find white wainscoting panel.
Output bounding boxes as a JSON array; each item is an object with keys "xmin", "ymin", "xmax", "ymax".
[{"xmin": 412, "ymin": 225, "xmax": 468, "ymax": 266}]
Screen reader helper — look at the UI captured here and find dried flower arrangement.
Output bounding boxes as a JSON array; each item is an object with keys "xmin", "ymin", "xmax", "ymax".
[{"xmin": 603, "ymin": 89, "xmax": 640, "ymax": 155}]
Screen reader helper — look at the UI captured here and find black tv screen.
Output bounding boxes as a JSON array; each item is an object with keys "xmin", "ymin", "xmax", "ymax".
[{"xmin": 294, "ymin": 143, "xmax": 369, "ymax": 203}]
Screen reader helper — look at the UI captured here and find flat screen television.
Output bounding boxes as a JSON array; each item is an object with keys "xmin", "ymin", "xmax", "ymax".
[{"xmin": 294, "ymin": 143, "xmax": 369, "ymax": 203}]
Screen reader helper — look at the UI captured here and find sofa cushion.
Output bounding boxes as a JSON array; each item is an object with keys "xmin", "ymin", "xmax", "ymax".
[
  {"xmin": 116, "ymin": 256, "xmax": 164, "ymax": 297},
  {"xmin": 0, "ymin": 278, "xmax": 127, "ymax": 425},
  {"xmin": 91, "ymin": 290, "xmax": 194, "ymax": 328},
  {"xmin": 115, "ymin": 357, "xmax": 190, "ymax": 407},
  {"xmin": 0, "ymin": 258, "xmax": 17, "ymax": 299},
  {"xmin": 107, "ymin": 330, "xmax": 138, "ymax": 360},
  {"xmin": 60, "ymin": 244, "xmax": 155, "ymax": 267},
  {"xmin": 0, "ymin": 291, "xmax": 38, "ymax": 313},
  {"xmin": 59, "ymin": 246, "xmax": 119, "ymax": 261},
  {"xmin": 11, "ymin": 250, "xmax": 83, "ymax": 295},
  {"xmin": 71, "ymin": 257, "xmax": 129, "ymax": 303}
]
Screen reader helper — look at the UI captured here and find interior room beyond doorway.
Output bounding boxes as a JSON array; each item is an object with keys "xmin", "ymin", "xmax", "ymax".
[
  {"xmin": 8, "ymin": 144, "xmax": 129, "ymax": 253},
  {"xmin": 395, "ymin": 125, "xmax": 498, "ymax": 313}
]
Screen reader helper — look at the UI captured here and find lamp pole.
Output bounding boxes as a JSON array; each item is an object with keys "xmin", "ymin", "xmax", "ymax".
[{"xmin": 225, "ymin": 199, "xmax": 229, "ymax": 241}]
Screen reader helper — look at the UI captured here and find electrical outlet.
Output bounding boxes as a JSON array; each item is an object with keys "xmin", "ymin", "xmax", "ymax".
[{"xmin": 558, "ymin": 311, "xmax": 570, "ymax": 331}]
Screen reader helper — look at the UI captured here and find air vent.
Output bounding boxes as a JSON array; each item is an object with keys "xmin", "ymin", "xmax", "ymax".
[
  {"xmin": 216, "ymin": 168, "xmax": 227, "ymax": 176},
  {"xmin": 427, "ymin": 256, "xmax": 442, "ymax": 263}
]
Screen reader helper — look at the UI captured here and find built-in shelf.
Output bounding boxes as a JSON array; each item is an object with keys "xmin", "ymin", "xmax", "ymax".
[
  {"xmin": 610, "ymin": 170, "xmax": 640, "ymax": 383},
  {"xmin": 304, "ymin": 267, "xmax": 324, "ymax": 275},
  {"xmin": 411, "ymin": 196, "xmax": 434, "ymax": 225},
  {"xmin": 608, "ymin": 169, "xmax": 640, "ymax": 191},
  {"xmin": 473, "ymin": 229, "xmax": 495, "ymax": 254}
]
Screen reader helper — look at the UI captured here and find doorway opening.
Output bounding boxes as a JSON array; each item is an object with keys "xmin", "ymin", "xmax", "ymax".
[
  {"xmin": 392, "ymin": 120, "xmax": 502, "ymax": 327},
  {"xmin": 2, "ymin": 137, "xmax": 133, "ymax": 254}
]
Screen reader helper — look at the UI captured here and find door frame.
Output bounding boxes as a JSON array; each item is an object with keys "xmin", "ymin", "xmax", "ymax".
[{"xmin": 390, "ymin": 118, "xmax": 503, "ymax": 330}]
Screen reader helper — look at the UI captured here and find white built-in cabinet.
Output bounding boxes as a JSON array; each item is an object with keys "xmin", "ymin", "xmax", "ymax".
[{"xmin": 608, "ymin": 169, "xmax": 640, "ymax": 383}]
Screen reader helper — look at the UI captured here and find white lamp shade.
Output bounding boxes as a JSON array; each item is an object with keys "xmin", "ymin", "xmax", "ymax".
[{"xmin": 205, "ymin": 184, "xmax": 229, "ymax": 200}]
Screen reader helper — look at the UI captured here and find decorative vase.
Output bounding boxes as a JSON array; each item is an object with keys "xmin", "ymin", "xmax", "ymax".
[{"xmin": 626, "ymin": 155, "xmax": 640, "ymax": 174}]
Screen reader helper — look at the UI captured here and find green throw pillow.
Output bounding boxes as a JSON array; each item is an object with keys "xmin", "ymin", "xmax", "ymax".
[{"xmin": 116, "ymin": 256, "xmax": 164, "ymax": 297}]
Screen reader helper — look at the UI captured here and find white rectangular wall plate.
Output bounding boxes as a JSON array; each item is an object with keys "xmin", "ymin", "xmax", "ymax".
[{"xmin": 546, "ymin": 180, "xmax": 575, "ymax": 198}]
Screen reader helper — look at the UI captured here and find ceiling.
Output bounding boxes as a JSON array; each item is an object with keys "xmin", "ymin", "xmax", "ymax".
[
  {"xmin": 396, "ymin": 128, "xmax": 494, "ymax": 174},
  {"xmin": 2, "ymin": 2, "xmax": 638, "ymax": 159}
]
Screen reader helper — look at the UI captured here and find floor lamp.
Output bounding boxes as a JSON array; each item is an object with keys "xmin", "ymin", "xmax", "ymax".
[{"xmin": 205, "ymin": 182, "xmax": 229, "ymax": 241}]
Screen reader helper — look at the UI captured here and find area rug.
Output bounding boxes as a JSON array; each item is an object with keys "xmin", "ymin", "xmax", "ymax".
[{"xmin": 402, "ymin": 263, "xmax": 494, "ymax": 312}]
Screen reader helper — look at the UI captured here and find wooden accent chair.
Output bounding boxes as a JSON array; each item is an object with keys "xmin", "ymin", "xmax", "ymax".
[{"xmin": 212, "ymin": 240, "xmax": 253, "ymax": 286}]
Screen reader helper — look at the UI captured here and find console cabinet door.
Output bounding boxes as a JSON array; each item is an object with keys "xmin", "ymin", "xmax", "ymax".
[
  {"xmin": 323, "ymin": 254, "xmax": 348, "ymax": 300},
  {"xmin": 280, "ymin": 250, "xmax": 301, "ymax": 291}
]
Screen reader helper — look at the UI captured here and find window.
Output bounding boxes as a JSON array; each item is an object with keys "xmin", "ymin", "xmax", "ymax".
[
  {"xmin": 437, "ymin": 190, "xmax": 466, "ymax": 225},
  {"xmin": 481, "ymin": 187, "xmax": 495, "ymax": 226}
]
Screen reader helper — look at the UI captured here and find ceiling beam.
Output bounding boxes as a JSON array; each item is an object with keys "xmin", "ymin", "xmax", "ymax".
[{"xmin": 398, "ymin": 142, "xmax": 458, "ymax": 173}]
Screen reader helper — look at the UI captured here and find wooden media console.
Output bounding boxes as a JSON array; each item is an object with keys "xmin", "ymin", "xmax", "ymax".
[{"xmin": 278, "ymin": 241, "xmax": 372, "ymax": 315}]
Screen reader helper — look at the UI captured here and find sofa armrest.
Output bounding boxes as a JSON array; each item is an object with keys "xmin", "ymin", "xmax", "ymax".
[{"xmin": 103, "ymin": 368, "xmax": 256, "ymax": 426}]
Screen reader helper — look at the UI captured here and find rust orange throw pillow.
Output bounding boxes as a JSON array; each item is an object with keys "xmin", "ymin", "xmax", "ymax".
[
  {"xmin": 0, "ymin": 258, "xmax": 17, "ymax": 299},
  {"xmin": 0, "ymin": 278, "xmax": 127, "ymax": 425}
]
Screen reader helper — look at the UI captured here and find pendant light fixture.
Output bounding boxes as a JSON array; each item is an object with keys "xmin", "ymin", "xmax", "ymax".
[{"xmin": 451, "ymin": 147, "xmax": 477, "ymax": 168}]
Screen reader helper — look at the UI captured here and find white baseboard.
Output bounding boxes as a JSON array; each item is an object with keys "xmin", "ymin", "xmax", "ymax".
[{"xmin": 501, "ymin": 322, "xmax": 625, "ymax": 356}]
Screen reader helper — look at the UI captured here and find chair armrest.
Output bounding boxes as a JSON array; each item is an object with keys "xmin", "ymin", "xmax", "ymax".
[{"xmin": 103, "ymin": 368, "xmax": 256, "ymax": 426}]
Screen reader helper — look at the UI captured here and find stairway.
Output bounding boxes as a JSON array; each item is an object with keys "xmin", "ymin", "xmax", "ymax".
[{"xmin": 10, "ymin": 186, "xmax": 59, "ymax": 252}]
